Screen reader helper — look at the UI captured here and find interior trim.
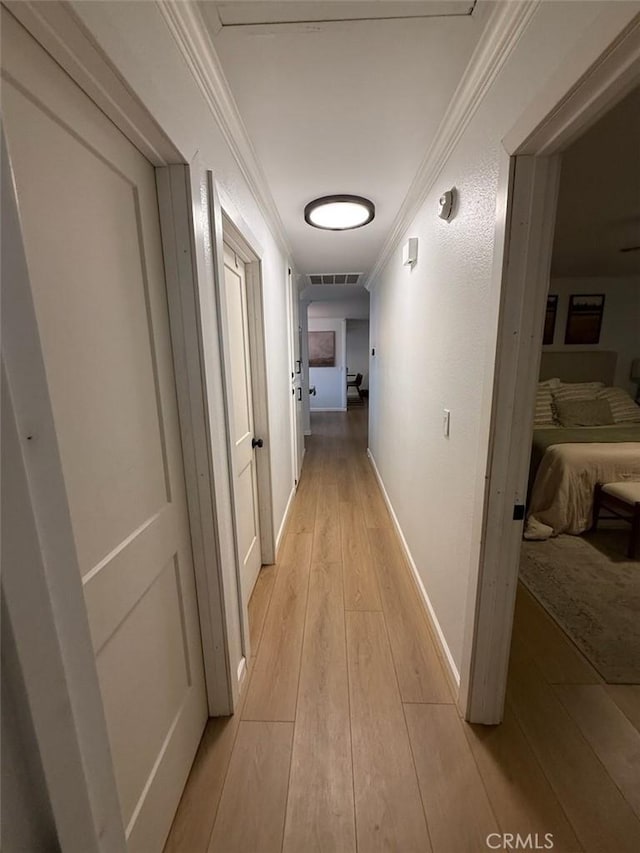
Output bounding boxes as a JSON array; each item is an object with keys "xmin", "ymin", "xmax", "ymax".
[
  {"xmin": 156, "ymin": 0, "xmax": 293, "ymax": 261},
  {"xmin": 4, "ymin": 1, "xmax": 181, "ymax": 167}
]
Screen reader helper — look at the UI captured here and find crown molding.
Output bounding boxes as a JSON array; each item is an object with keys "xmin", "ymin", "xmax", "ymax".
[
  {"xmin": 156, "ymin": 0, "xmax": 294, "ymax": 260},
  {"xmin": 365, "ymin": 0, "xmax": 541, "ymax": 291}
]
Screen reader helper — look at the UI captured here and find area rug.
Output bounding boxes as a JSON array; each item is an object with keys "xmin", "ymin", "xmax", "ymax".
[{"xmin": 519, "ymin": 529, "xmax": 640, "ymax": 683}]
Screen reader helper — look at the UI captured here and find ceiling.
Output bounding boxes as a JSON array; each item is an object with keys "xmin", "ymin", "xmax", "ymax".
[
  {"xmin": 197, "ymin": 1, "xmax": 487, "ymax": 282},
  {"xmin": 552, "ymin": 85, "xmax": 640, "ymax": 278},
  {"xmin": 213, "ymin": 1, "xmax": 476, "ymax": 26}
]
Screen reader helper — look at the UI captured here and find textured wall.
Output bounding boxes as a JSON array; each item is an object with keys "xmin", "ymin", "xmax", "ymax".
[
  {"xmin": 346, "ymin": 320, "xmax": 371, "ymax": 390},
  {"xmin": 368, "ymin": 0, "xmax": 637, "ymax": 674}
]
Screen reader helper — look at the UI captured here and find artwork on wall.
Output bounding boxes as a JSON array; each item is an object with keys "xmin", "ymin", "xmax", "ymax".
[
  {"xmin": 309, "ymin": 330, "xmax": 336, "ymax": 367},
  {"xmin": 564, "ymin": 294, "xmax": 605, "ymax": 345},
  {"xmin": 543, "ymin": 294, "xmax": 558, "ymax": 345}
]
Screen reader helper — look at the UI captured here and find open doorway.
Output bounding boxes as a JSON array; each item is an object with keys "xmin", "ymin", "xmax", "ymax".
[
  {"xmin": 519, "ymin": 88, "xmax": 640, "ymax": 690},
  {"xmin": 464, "ymin": 23, "xmax": 640, "ymax": 725},
  {"xmin": 346, "ymin": 319, "xmax": 370, "ymax": 409},
  {"xmin": 301, "ymin": 281, "xmax": 370, "ymax": 423}
]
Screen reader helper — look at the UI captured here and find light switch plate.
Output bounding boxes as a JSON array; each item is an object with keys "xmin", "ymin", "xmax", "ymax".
[{"xmin": 443, "ymin": 409, "xmax": 450, "ymax": 438}]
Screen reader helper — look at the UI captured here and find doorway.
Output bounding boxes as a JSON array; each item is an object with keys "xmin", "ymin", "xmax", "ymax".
[
  {"xmin": 346, "ymin": 319, "xmax": 370, "ymax": 408},
  {"xmin": 464, "ymin": 21, "xmax": 640, "ymax": 724},
  {"xmin": 212, "ymin": 193, "xmax": 279, "ymax": 663}
]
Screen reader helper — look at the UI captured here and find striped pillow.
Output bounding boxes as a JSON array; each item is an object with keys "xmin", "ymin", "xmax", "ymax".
[
  {"xmin": 534, "ymin": 385, "xmax": 555, "ymax": 425},
  {"xmin": 597, "ymin": 387, "xmax": 640, "ymax": 423},
  {"xmin": 553, "ymin": 381, "xmax": 604, "ymax": 404},
  {"xmin": 538, "ymin": 377, "xmax": 560, "ymax": 390}
]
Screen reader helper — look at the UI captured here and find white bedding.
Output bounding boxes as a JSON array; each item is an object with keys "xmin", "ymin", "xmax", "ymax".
[{"xmin": 524, "ymin": 442, "xmax": 640, "ymax": 539}]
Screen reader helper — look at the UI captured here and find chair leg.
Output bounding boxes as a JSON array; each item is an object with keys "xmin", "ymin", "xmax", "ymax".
[{"xmin": 592, "ymin": 483, "xmax": 602, "ymax": 531}]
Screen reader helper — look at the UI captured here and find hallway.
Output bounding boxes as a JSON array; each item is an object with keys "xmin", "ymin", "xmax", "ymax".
[{"xmin": 164, "ymin": 411, "xmax": 640, "ymax": 853}]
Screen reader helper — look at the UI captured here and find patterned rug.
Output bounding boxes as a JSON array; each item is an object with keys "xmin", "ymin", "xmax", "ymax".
[{"xmin": 519, "ymin": 529, "xmax": 640, "ymax": 683}]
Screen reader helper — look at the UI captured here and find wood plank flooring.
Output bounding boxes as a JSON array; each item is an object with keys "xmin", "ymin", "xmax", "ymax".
[{"xmin": 164, "ymin": 408, "xmax": 640, "ymax": 853}]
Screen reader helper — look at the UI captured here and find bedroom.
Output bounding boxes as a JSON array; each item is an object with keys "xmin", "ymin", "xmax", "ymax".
[{"xmin": 519, "ymin": 84, "xmax": 640, "ymax": 687}]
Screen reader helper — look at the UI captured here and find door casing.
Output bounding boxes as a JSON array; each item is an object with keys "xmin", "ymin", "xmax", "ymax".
[{"xmin": 209, "ymin": 175, "xmax": 277, "ymax": 663}]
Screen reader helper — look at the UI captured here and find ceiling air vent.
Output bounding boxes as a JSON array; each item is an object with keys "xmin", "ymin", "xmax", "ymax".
[{"xmin": 309, "ymin": 273, "xmax": 362, "ymax": 285}]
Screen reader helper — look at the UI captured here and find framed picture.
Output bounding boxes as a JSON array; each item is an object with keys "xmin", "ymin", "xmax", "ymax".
[
  {"xmin": 309, "ymin": 330, "xmax": 336, "ymax": 367},
  {"xmin": 564, "ymin": 294, "xmax": 605, "ymax": 345},
  {"xmin": 543, "ymin": 294, "xmax": 558, "ymax": 345}
]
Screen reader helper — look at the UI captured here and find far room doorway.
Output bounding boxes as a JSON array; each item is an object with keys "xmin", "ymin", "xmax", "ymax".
[{"xmin": 301, "ymin": 278, "xmax": 371, "ymax": 429}]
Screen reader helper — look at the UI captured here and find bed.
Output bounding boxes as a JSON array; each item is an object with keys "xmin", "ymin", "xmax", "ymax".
[{"xmin": 524, "ymin": 351, "xmax": 640, "ymax": 540}]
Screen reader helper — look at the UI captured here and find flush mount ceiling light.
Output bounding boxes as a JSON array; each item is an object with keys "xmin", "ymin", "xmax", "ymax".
[{"xmin": 304, "ymin": 195, "xmax": 375, "ymax": 231}]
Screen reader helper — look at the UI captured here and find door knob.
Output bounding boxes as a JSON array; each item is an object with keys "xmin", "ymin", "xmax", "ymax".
[{"xmin": 252, "ymin": 437, "xmax": 264, "ymax": 449}]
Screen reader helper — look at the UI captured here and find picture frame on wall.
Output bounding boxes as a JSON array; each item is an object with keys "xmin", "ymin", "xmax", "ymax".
[
  {"xmin": 543, "ymin": 294, "xmax": 558, "ymax": 345},
  {"xmin": 309, "ymin": 330, "xmax": 336, "ymax": 367},
  {"xmin": 564, "ymin": 294, "xmax": 605, "ymax": 345}
]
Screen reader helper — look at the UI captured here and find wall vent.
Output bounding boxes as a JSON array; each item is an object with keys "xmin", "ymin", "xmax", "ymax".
[{"xmin": 309, "ymin": 273, "xmax": 362, "ymax": 285}]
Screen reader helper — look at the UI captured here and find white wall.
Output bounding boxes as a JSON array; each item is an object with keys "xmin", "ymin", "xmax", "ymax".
[
  {"xmin": 66, "ymin": 1, "xmax": 296, "ymax": 682},
  {"xmin": 309, "ymin": 318, "xmax": 347, "ymax": 411},
  {"xmin": 368, "ymin": 0, "xmax": 638, "ymax": 677},
  {"xmin": 305, "ymin": 294, "xmax": 371, "ymax": 393},
  {"xmin": 346, "ymin": 320, "xmax": 371, "ymax": 390},
  {"xmin": 545, "ymin": 278, "xmax": 640, "ymax": 394},
  {"xmin": 307, "ymin": 291, "xmax": 370, "ymax": 320}
]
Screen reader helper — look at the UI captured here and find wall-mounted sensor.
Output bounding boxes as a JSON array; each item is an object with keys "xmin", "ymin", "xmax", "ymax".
[
  {"xmin": 438, "ymin": 189, "xmax": 455, "ymax": 221},
  {"xmin": 402, "ymin": 237, "xmax": 418, "ymax": 267}
]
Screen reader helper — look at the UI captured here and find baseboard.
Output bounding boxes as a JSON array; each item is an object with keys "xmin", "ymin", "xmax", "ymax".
[
  {"xmin": 310, "ymin": 407, "xmax": 347, "ymax": 412},
  {"xmin": 275, "ymin": 484, "xmax": 296, "ymax": 560},
  {"xmin": 367, "ymin": 448, "xmax": 461, "ymax": 690}
]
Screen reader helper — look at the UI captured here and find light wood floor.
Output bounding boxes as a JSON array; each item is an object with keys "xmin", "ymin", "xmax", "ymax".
[{"xmin": 165, "ymin": 409, "xmax": 640, "ymax": 853}]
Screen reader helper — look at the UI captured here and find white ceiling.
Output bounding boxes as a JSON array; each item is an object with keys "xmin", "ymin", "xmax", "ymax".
[
  {"xmin": 552, "ymin": 85, "xmax": 640, "ymax": 278},
  {"xmin": 213, "ymin": 1, "xmax": 474, "ymax": 26},
  {"xmin": 198, "ymin": 1, "xmax": 487, "ymax": 281}
]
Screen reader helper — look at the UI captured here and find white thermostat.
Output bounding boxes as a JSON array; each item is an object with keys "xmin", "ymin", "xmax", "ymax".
[{"xmin": 438, "ymin": 189, "xmax": 455, "ymax": 221}]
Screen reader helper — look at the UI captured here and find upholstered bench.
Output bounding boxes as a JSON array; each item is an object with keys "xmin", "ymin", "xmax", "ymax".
[{"xmin": 593, "ymin": 482, "xmax": 640, "ymax": 559}]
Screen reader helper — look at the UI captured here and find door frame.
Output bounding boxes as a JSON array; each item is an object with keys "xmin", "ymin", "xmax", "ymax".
[
  {"xmin": 209, "ymin": 175, "xmax": 276, "ymax": 660},
  {"xmin": 155, "ymin": 162, "xmax": 236, "ymax": 716},
  {"xmin": 460, "ymin": 10, "xmax": 640, "ymax": 724},
  {"xmin": 286, "ymin": 266, "xmax": 301, "ymax": 486}
]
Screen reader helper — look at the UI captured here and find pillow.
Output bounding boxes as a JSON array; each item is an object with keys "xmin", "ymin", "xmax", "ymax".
[
  {"xmin": 597, "ymin": 387, "xmax": 640, "ymax": 423},
  {"xmin": 534, "ymin": 385, "xmax": 556, "ymax": 425},
  {"xmin": 538, "ymin": 377, "xmax": 560, "ymax": 390},
  {"xmin": 553, "ymin": 381, "xmax": 605, "ymax": 404},
  {"xmin": 555, "ymin": 398, "xmax": 614, "ymax": 427}
]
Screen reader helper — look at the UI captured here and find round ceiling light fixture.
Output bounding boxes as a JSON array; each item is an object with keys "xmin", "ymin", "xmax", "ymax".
[{"xmin": 304, "ymin": 194, "xmax": 375, "ymax": 231}]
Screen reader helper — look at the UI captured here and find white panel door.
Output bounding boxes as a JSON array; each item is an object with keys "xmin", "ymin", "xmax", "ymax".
[
  {"xmin": 222, "ymin": 245, "xmax": 262, "ymax": 608},
  {"xmin": 1, "ymin": 13, "xmax": 207, "ymax": 851}
]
